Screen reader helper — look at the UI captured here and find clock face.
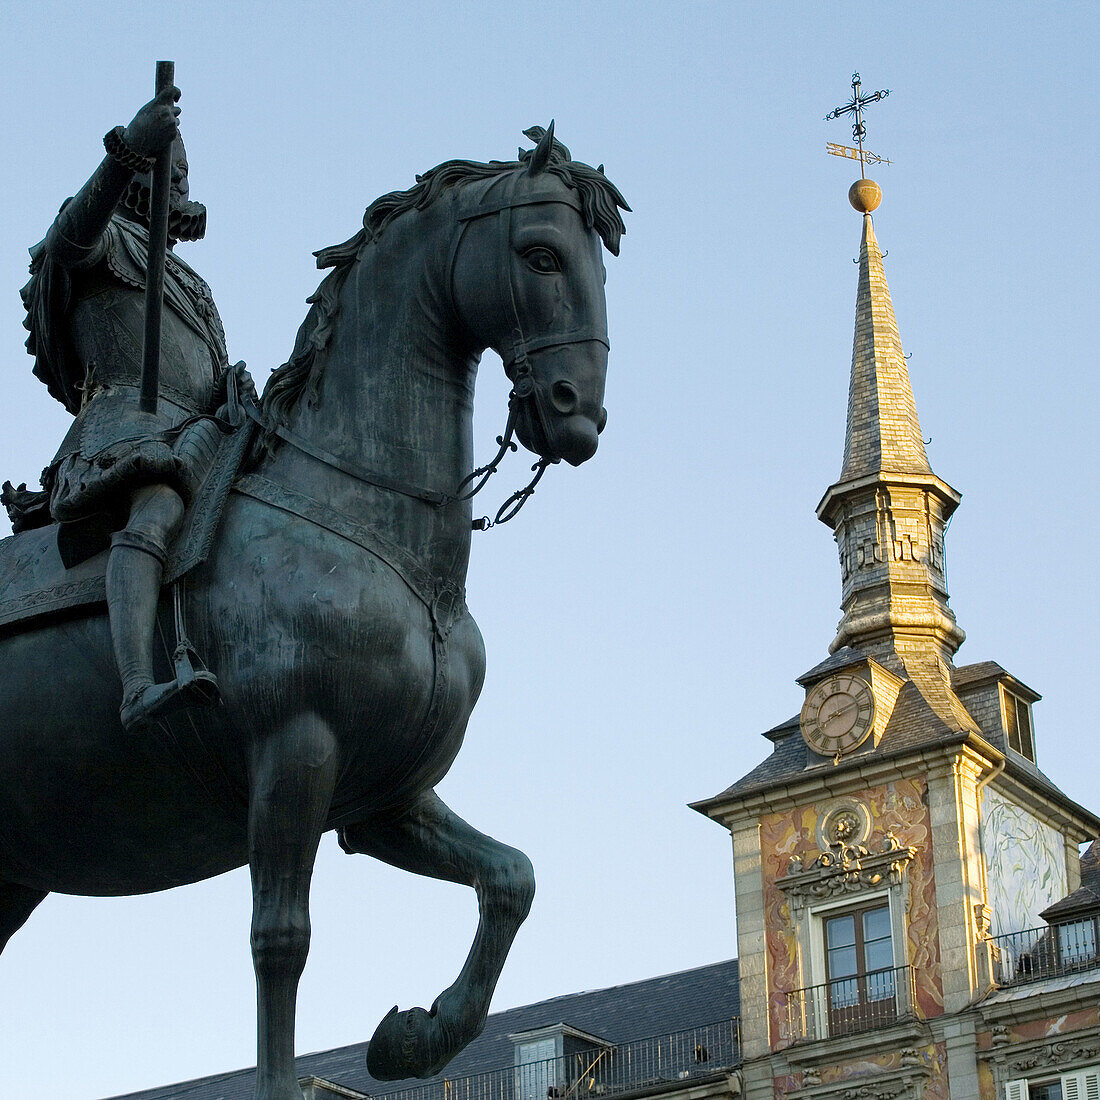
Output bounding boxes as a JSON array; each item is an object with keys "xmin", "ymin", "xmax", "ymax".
[{"xmin": 801, "ymin": 673, "xmax": 876, "ymax": 757}]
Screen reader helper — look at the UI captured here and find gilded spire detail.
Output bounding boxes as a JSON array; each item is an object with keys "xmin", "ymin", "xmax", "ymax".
[
  {"xmin": 841, "ymin": 214, "xmax": 932, "ymax": 483},
  {"xmin": 817, "ymin": 204, "xmax": 965, "ymax": 667}
]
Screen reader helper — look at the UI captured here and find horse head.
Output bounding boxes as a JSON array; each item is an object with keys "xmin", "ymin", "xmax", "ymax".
[
  {"xmin": 449, "ymin": 124, "xmax": 628, "ymax": 469},
  {"xmin": 261, "ymin": 126, "xmax": 628, "ymax": 526}
]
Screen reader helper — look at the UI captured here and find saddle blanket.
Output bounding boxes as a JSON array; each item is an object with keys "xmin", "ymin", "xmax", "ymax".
[{"xmin": 0, "ymin": 420, "xmax": 253, "ymax": 636}]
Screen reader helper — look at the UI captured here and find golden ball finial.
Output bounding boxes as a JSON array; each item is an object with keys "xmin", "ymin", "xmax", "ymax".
[{"xmin": 849, "ymin": 177, "xmax": 882, "ymax": 214}]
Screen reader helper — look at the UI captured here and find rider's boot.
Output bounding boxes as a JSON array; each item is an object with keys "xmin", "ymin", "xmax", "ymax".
[{"xmin": 108, "ymin": 484, "xmax": 219, "ymax": 733}]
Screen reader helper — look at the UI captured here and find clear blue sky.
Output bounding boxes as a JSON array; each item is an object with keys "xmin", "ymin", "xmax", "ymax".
[{"xmin": 0, "ymin": 3, "xmax": 1097, "ymax": 1097}]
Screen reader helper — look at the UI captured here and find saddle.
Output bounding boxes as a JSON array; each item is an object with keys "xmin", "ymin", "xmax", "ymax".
[{"xmin": 0, "ymin": 418, "xmax": 254, "ymax": 637}]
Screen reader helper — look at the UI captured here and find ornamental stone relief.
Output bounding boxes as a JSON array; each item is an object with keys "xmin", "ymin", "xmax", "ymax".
[
  {"xmin": 837, "ymin": 535, "xmax": 885, "ymax": 580},
  {"xmin": 816, "ymin": 800, "xmax": 873, "ymax": 850},
  {"xmin": 986, "ymin": 1026, "xmax": 1100, "ymax": 1096},
  {"xmin": 1004, "ymin": 1035, "xmax": 1100, "ymax": 1073},
  {"xmin": 793, "ymin": 1068, "xmax": 928, "ymax": 1100},
  {"xmin": 777, "ymin": 827, "xmax": 915, "ymax": 914}
]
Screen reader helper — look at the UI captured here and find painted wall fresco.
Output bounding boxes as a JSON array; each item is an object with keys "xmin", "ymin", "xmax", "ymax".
[
  {"xmin": 981, "ymin": 787, "xmax": 1067, "ymax": 936},
  {"xmin": 770, "ymin": 1041, "xmax": 950, "ymax": 1098},
  {"xmin": 925, "ymin": 1042, "xmax": 951, "ymax": 1100},
  {"xmin": 978, "ymin": 1005, "xmax": 1100, "ymax": 1047},
  {"xmin": 758, "ymin": 777, "xmax": 943, "ymax": 1049},
  {"xmin": 978, "ymin": 1056, "xmax": 995, "ymax": 1098}
]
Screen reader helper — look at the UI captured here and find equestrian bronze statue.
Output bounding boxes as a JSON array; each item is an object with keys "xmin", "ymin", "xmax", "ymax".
[{"xmin": 0, "ymin": 72, "xmax": 628, "ymax": 1100}]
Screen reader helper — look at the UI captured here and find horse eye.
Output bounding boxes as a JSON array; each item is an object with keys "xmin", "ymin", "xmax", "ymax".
[{"xmin": 524, "ymin": 246, "xmax": 561, "ymax": 273}]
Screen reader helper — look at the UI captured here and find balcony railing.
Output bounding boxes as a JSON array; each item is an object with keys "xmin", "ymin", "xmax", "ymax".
[
  {"xmin": 373, "ymin": 1020, "xmax": 741, "ymax": 1100},
  {"xmin": 991, "ymin": 918, "xmax": 1100, "ymax": 987},
  {"xmin": 785, "ymin": 964, "xmax": 917, "ymax": 1043}
]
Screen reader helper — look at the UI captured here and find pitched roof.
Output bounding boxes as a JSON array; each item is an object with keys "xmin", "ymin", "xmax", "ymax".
[
  {"xmin": 953, "ymin": 661, "xmax": 1041, "ymax": 702},
  {"xmin": 1083, "ymin": 839, "xmax": 1100, "ymax": 891},
  {"xmin": 701, "ymin": 686, "xmax": 968, "ymax": 805},
  {"xmin": 103, "ymin": 960, "xmax": 741, "ymax": 1100}
]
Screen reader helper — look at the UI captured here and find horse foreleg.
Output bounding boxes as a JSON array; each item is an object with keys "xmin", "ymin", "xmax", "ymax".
[
  {"xmin": 339, "ymin": 790, "xmax": 535, "ymax": 1080},
  {"xmin": 248, "ymin": 714, "xmax": 338, "ymax": 1100},
  {"xmin": 0, "ymin": 882, "xmax": 47, "ymax": 955}
]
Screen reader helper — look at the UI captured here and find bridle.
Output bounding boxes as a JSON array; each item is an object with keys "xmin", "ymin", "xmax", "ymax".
[
  {"xmin": 253, "ymin": 169, "xmax": 608, "ymax": 531},
  {"xmin": 449, "ymin": 170, "xmax": 609, "ymax": 529}
]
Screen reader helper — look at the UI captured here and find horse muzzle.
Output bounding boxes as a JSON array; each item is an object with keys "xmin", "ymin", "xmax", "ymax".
[
  {"xmin": 509, "ymin": 338, "xmax": 608, "ymax": 466},
  {"xmin": 526, "ymin": 409, "xmax": 601, "ymax": 466},
  {"xmin": 513, "ymin": 377, "xmax": 606, "ymax": 467}
]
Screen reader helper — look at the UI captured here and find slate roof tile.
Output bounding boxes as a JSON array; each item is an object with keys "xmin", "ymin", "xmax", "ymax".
[{"xmin": 104, "ymin": 960, "xmax": 741, "ymax": 1100}]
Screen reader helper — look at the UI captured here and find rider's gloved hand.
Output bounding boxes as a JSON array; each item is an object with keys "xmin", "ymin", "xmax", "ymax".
[{"xmin": 122, "ymin": 86, "xmax": 181, "ymax": 159}]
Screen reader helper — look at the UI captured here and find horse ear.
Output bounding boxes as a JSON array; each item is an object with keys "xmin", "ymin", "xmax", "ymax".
[{"xmin": 527, "ymin": 120, "xmax": 555, "ymax": 176}]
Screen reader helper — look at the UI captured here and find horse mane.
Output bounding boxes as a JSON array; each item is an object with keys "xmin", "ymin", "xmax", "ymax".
[{"xmin": 261, "ymin": 127, "xmax": 630, "ymax": 433}]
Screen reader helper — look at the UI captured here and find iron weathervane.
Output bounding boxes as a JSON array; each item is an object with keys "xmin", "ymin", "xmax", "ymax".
[{"xmin": 825, "ymin": 72, "xmax": 891, "ymax": 178}]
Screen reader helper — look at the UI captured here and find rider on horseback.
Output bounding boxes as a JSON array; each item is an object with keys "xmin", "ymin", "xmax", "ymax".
[{"xmin": 20, "ymin": 86, "xmax": 233, "ymax": 732}]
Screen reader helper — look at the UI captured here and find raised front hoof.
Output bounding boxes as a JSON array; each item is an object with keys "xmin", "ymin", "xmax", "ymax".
[
  {"xmin": 120, "ymin": 671, "xmax": 221, "ymax": 733},
  {"xmin": 367, "ymin": 1004, "xmax": 453, "ymax": 1081}
]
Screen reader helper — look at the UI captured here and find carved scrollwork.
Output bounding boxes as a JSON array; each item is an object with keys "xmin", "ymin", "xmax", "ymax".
[
  {"xmin": 794, "ymin": 1072, "xmax": 925, "ymax": 1100},
  {"xmin": 839, "ymin": 1083, "xmax": 916, "ymax": 1100},
  {"xmin": 777, "ymin": 831, "xmax": 915, "ymax": 913},
  {"xmin": 1007, "ymin": 1038, "xmax": 1100, "ymax": 1072}
]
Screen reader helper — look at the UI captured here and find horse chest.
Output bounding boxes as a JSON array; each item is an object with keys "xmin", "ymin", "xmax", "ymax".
[{"xmin": 207, "ymin": 527, "xmax": 485, "ymax": 800}]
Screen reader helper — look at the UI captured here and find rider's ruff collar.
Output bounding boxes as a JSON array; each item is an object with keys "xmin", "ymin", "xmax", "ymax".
[{"xmin": 121, "ymin": 178, "xmax": 207, "ymax": 243}]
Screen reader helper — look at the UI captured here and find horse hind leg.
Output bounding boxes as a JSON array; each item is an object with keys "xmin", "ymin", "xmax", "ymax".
[
  {"xmin": 0, "ymin": 882, "xmax": 47, "ymax": 956},
  {"xmin": 248, "ymin": 713, "xmax": 338, "ymax": 1100},
  {"xmin": 339, "ymin": 790, "xmax": 535, "ymax": 1080}
]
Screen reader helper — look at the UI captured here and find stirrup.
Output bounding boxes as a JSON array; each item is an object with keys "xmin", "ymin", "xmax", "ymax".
[
  {"xmin": 171, "ymin": 634, "xmax": 221, "ymax": 707},
  {"xmin": 119, "ymin": 669, "xmax": 220, "ymax": 733},
  {"xmin": 120, "ymin": 627, "xmax": 221, "ymax": 732}
]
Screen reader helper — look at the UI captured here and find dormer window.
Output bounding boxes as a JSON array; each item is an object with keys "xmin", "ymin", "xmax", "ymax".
[
  {"xmin": 515, "ymin": 1037, "xmax": 559, "ymax": 1100},
  {"xmin": 509, "ymin": 1023, "xmax": 614, "ymax": 1100},
  {"xmin": 1003, "ymin": 686, "xmax": 1035, "ymax": 761}
]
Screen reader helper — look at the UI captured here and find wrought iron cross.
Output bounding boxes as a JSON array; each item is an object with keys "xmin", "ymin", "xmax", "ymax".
[{"xmin": 825, "ymin": 72, "xmax": 890, "ymax": 177}]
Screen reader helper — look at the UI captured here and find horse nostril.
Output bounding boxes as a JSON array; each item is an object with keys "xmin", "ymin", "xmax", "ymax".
[
  {"xmin": 597, "ymin": 407, "xmax": 607, "ymax": 434},
  {"xmin": 550, "ymin": 380, "xmax": 579, "ymax": 415}
]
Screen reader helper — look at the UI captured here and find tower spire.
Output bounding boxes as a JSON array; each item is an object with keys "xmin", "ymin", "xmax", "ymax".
[
  {"xmin": 841, "ymin": 215, "xmax": 932, "ymax": 482},
  {"xmin": 817, "ymin": 200, "xmax": 965, "ymax": 669}
]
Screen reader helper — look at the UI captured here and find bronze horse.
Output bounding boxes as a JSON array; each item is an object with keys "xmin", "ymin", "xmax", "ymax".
[{"xmin": 0, "ymin": 126, "xmax": 627, "ymax": 1100}]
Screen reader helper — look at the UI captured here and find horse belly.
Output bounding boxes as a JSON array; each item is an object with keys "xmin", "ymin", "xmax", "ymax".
[{"xmin": 0, "ymin": 616, "xmax": 249, "ymax": 896}]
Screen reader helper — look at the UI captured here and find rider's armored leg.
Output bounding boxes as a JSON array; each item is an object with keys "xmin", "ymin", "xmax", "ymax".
[{"xmin": 109, "ymin": 484, "xmax": 217, "ymax": 732}]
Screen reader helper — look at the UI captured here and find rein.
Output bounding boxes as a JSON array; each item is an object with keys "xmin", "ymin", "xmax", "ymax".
[
  {"xmin": 453, "ymin": 364, "xmax": 558, "ymax": 530},
  {"xmin": 248, "ymin": 386, "xmax": 554, "ymax": 530},
  {"xmin": 246, "ymin": 403, "xmax": 450, "ymax": 507}
]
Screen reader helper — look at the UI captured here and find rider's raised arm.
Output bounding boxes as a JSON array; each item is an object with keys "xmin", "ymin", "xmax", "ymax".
[{"xmin": 45, "ymin": 86, "xmax": 181, "ymax": 267}]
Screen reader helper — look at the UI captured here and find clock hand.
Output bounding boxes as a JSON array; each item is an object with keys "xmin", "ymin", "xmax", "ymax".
[{"xmin": 821, "ymin": 700, "xmax": 857, "ymax": 730}]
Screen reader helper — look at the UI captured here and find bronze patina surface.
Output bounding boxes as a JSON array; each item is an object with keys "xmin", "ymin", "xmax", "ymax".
[{"xmin": 0, "ymin": 74, "xmax": 628, "ymax": 1100}]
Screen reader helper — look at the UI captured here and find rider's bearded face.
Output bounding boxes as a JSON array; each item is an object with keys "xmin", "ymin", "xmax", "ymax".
[
  {"xmin": 121, "ymin": 137, "xmax": 206, "ymax": 242},
  {"xmin": 168, "ymin": 143, "xmax": 189, "ymax": 207}
]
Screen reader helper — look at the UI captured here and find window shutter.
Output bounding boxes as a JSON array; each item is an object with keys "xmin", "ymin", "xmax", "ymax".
[
  {"xmin": 1062, "ymin": 1069, "xmax": 1100, "ymax": 1100},
  {"xmin": 1005, "ymin": 1081, "xmax": 1026, "ymax": 1100},
  {"xmin": 1083, "ymin": 1068, "xmax": 1100, "ymax": 1100}
]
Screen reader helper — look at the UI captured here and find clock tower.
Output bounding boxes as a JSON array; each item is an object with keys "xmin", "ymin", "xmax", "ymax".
[{"xmin": 693, "ymin": 150, "xmax": 1100, "ymax": 1099}]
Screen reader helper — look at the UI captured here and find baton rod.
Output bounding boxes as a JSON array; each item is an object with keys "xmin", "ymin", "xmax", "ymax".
[{"xmin": 139, "ymin": 60, "xmax": 175, "ymax": 414}]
